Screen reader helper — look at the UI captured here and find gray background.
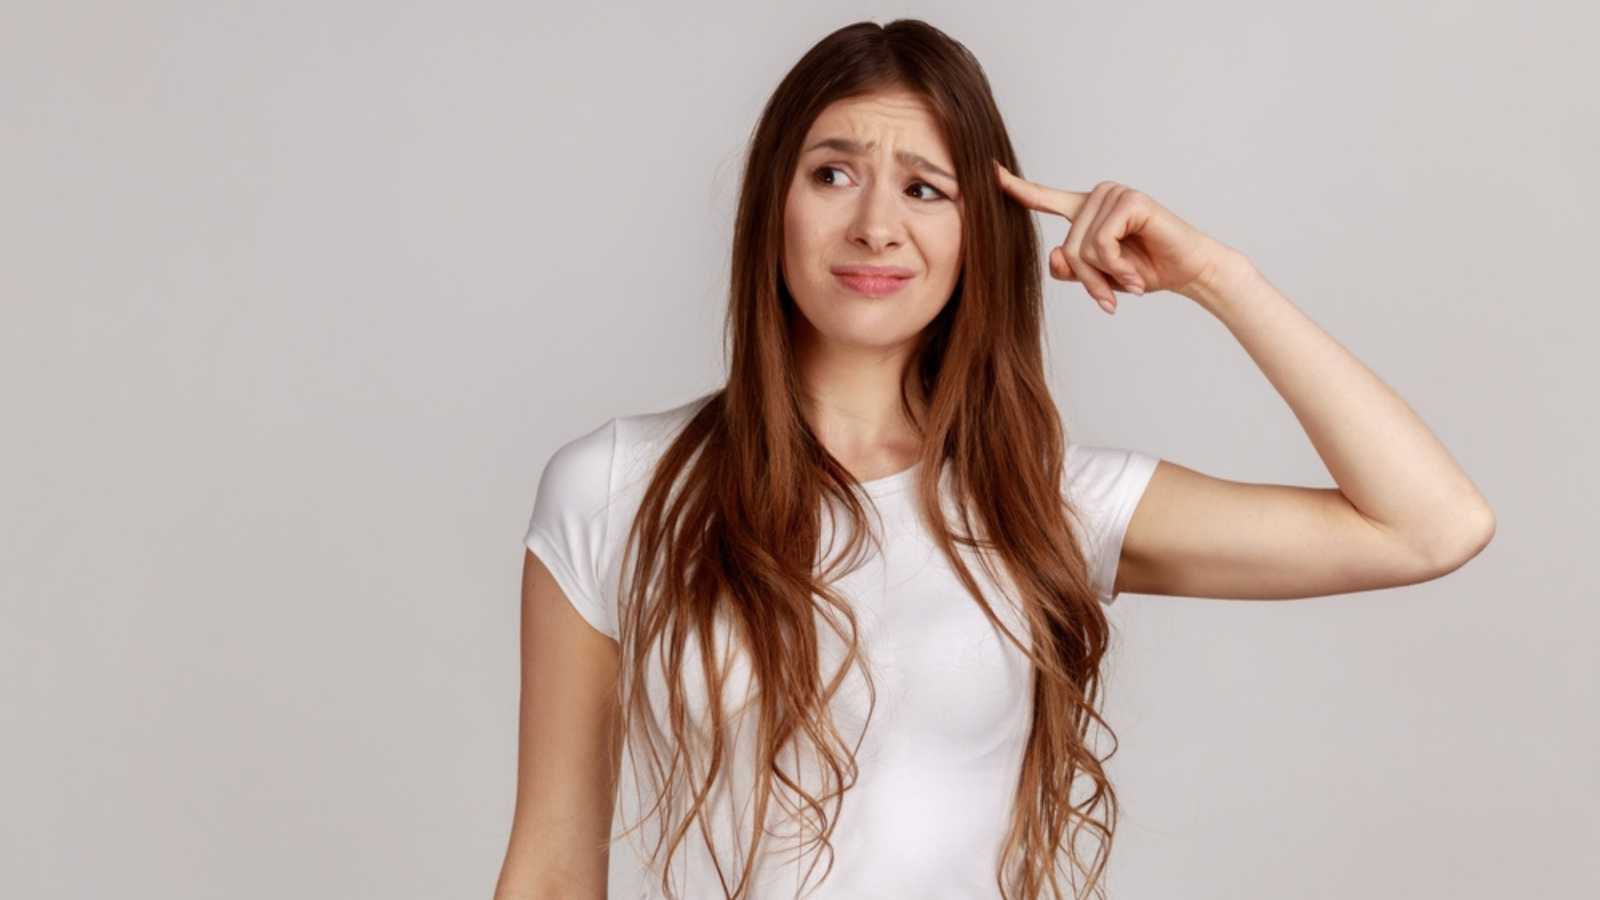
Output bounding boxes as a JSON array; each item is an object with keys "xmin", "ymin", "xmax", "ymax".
[{"xmin": 3, "ymin": 1, "xmax": 1594, "ymax": 897}]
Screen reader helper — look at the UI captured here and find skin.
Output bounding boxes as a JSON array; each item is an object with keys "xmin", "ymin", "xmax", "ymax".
[
  {"xmin": 783, "ymin": 87, "xmax": 963, "ymax": 481},
  {"xmin": 992, "ymin": 166, "xmax": 1496, "ymax": 597}
]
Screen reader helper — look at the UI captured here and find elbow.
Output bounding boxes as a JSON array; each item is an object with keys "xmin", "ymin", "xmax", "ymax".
[{"xmin": 1420, "ymin": 502, "xmax": 1496, "ymax": 577}]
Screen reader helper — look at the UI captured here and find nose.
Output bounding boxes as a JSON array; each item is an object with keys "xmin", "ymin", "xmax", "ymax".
[{"xmin": 845, "ymin": 176, "xmax": 905, "ymax": 254}]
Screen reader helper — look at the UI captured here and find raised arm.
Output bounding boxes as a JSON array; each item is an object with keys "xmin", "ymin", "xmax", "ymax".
[
  {"xmin": 1119, "ymin": 252, "xmax": 1494, "ymax": 600},
  {"xmin": 991, "ymin": 164, "xmax": 1494, "ymax": 601}
]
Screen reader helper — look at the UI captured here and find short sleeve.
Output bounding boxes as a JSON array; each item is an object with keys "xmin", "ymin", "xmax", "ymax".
[
  {"xmin": 524, "ymin": 418, "xmax": 620, "ymax": 639},
  {"xmin": 1064, "ymin": 443, "xmax": 1162, "ymax": 606}
]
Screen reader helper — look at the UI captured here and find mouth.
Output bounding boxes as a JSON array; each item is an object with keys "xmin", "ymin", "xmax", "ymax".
[{"xmin": 832, "ymin": 269, "xmax": 914, "ymax": 297}]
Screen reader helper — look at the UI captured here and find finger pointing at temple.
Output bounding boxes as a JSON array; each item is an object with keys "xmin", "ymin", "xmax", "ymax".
[{"xmin": 993, "ymin": 160, "xmax": 1086, "ymax": 221}]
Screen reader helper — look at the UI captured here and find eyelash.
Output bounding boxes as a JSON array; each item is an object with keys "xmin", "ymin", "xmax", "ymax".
[{"xmin": 812, "ymin": 165, "xmax": 948, "ymax": 202}]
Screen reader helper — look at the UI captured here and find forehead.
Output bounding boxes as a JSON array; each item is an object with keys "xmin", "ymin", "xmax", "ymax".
[{"xmin": 804, "ymin": 90, "xmax": 950, "ymax": 159}]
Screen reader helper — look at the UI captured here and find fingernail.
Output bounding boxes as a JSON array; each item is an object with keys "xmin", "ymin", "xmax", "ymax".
[{"xmin": 1125, "ymin": 277, "xmax": 1144, "ymax": 295}]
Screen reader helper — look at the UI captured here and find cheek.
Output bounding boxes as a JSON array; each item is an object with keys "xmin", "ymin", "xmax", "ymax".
[
  {"xmin": 922, "ymin": 220, "xmax": 963, "ymax": 273},
  {"xmin": 783, "ymin": 197, "xmax": 826, "ymax": 260}
]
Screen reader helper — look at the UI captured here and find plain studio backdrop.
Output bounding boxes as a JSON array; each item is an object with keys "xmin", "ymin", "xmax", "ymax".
[{"xmin": 2, "ymin": 1, "xmax": 1594, "ymax": 898}]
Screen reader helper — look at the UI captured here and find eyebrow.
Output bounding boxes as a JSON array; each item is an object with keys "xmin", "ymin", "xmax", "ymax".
[{"xmin": 802, "ymin": 137, "xmax": 957, "ymax": 182}]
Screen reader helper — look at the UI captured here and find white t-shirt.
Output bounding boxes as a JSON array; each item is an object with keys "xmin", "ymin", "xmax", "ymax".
[{"xmin": 523, "ymin": 392, "xmax": 1160, "ymax": 899}]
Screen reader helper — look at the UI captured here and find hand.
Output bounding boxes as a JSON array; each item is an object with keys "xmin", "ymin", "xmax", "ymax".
[{"xmin": 994, "ymin": 160, "xmax": 1240, "ymax": 315}]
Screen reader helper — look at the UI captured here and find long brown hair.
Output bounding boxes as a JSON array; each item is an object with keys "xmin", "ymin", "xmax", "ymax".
[{"xmin": 611, "ymin": 18, "xmax": 1120, "ymax": 900}]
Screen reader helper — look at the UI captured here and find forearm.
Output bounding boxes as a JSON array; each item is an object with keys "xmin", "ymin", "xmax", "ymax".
[{"xmin": 1180, "ymin": 253, "xmax": 1495, "ymax": 565}]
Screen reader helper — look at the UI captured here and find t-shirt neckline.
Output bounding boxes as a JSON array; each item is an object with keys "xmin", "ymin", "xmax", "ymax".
[{"xmin": 859, "ymin": 460, "xmax": 921, "ymax": 498}]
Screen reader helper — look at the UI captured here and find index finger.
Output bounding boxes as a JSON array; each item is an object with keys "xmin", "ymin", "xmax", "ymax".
[{"xmin": 993, "ymin": 160, "xmax": 1087, "ymax": 221}]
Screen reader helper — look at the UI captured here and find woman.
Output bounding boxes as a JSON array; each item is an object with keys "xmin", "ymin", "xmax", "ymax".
[{"xmin": 497, "ymin": 19, "xmax": 1494, "ymax": 900}]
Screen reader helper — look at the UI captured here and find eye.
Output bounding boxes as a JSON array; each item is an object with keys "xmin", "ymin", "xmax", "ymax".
[{"xmin": 812, "ymin": 165, "xmax": 948, "ymax": 202}]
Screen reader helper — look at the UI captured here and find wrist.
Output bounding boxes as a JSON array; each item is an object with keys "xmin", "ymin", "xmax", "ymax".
[{"xmin": 1177, "ymin": 247, "xmax": 1258, "ymax": 314}]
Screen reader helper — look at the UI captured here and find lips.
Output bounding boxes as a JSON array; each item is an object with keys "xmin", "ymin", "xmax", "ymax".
[
  {"xmin": 831, "ymin": 264, "xmax": 916, "ymax": 278},
  {"xmin": 833, "ymin": 270, "xmax": 912, "ymax": 298}
]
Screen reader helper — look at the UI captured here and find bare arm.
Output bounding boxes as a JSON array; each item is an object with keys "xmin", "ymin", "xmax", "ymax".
[
  {"xmin": 493, "ymin": 549, "xmax": 622, "ymax": 899},
  {"xmin": 1118, "ymin": 253, "xmax": 1494, "ymax": 600}
]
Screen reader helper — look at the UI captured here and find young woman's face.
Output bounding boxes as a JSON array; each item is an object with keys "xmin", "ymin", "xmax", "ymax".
[{"xmin": 782, "ymin": 88, "xmax": 964, "ymax": 352}]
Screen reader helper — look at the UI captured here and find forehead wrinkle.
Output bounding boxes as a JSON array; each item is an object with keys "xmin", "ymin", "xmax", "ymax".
[{"xmin": 802, "ymin": 137, "xmax": 956, "ymax": 182}]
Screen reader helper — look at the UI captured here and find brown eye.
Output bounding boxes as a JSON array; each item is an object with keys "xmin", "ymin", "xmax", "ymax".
[{"xmin": 813, "ymin": 166, "xmax": 949, "ymax": 202}]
